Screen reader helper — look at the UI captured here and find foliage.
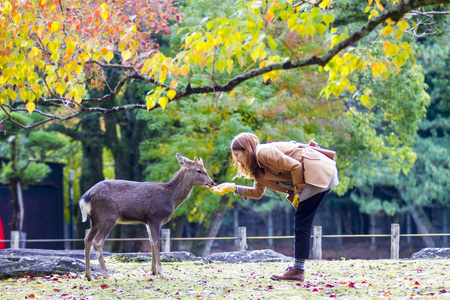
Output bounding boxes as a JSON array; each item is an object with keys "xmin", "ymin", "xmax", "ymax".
[
  {"xmin": 0, "ymin": 0, "xmax": 449, "ymax": 128},
  {"xmin": 0, "ymin": 112, "xmax": 70, "ymax": 188},
  {"xmin": 0, "ymin": 259, "xmax": 449, "ymax": 299},
  {"xmin": 0, "ymin": 160, "xmax": 49, "ymax": 189}
]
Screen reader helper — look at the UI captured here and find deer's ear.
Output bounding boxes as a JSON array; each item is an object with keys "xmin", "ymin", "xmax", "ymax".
[{"xmin": 176, "ymin": 153, "xmax": 190, "ymax": 167}]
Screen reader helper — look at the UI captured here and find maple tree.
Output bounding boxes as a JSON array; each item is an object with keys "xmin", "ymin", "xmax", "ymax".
[{"xmin": 0, "ymin": 0, "xmax": 449, "ymax": 129}]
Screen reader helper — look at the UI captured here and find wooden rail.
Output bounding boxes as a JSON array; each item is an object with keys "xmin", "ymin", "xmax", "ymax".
[{"xmin": 2, "ymin": 224, "xmax": 450, "ymax": 260}]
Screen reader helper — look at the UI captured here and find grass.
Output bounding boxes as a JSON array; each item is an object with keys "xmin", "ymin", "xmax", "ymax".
[{"xmin": 0, "ymin": 257, "xmax": 449, "ymax": 299}]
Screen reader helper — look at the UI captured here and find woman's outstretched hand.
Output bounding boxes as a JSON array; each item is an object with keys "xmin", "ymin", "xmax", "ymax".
[{"xmin": 210, "ymin": 183, "xmax": 236, "ymax": 195}]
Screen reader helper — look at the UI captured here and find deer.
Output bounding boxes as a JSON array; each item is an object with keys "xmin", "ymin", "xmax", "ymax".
[{"xmin": 79, "ymin": 153, "xmax": 215, "ymax": 281}]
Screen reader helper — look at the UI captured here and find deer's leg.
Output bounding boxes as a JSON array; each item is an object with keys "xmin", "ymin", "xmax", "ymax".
[
  {"xmin": 92, "ymin": 220, "xmax": 116, "ymax": 279},
  {"xmin": 146, "ymin": 223, "xmax": 162, "ymax": 275},
  {"xmin": 84, "ymin": 222, "xmax": 99, "ymax": 281}
]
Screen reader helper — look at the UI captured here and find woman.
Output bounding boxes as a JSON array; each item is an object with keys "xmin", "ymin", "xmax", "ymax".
[{"xmin": 210, "ymin": 132, "xmax": 338, "ymax": 282}]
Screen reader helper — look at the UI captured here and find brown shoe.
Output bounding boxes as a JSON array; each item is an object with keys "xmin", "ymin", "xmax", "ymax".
[{"xmin": 270, "ymin": 267, "xmax": 304, "ymax": 282}]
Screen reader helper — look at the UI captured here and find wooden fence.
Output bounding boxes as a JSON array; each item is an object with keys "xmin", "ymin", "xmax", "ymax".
[{"xmin": 2, "ymin": 223, "xmax": 450, "ymax": 259}]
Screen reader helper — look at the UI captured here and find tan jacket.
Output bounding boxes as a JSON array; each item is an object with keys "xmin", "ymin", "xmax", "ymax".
[{"xmin": 238, "ymin": 141, "xmax": 336, "ymax": 200}]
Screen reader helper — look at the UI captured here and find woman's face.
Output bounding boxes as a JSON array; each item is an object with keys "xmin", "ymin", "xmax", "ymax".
[{"xmin": 232, "ymin": 150, "xmax": 247, "ymax": 166}]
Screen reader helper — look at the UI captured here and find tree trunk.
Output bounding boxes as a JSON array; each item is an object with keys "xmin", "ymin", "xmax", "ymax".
[
  {"xmin": 190, "ymin": 195, "xmax": 230, "ymax": 257},
  {"xmin": 9, "ymin": 179, "xmax": 20, "ymax": 232},
  {"xmin": 407, "ymin": 202, "xmax": 440, "ymax": 247}
]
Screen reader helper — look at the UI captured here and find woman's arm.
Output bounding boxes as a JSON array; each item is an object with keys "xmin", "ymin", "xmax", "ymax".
[{"xmin": 236, "ymin": 180, "xmax": 266, "ymax": 200}]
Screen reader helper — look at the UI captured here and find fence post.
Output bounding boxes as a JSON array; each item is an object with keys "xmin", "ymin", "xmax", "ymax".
[
  {"xmin": 238, "ymin": 226, "xmax": 247, "ymax": 251},
  {"xmin": 391, "ymin": 223, "xmax": 400, "ymax": 260},
  {"xmin": 10, "ymin": 231, "xmax": 19, "ymax": 249},
  {"xmin": 312, "ymin": 226, "xmax": 322, "ymax": 260},
  {"xmin": 161, "ymin": 229, "xmax": 171, "ymax": 252}
]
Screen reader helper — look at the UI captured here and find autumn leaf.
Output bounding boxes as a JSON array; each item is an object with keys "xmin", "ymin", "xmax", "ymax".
[
  {"xmin": 167, "ymin": 90, "xmax": 177, "ymax": 100},
  {"xmin": 264, "ymin": 11, "xmax": 274, "ymax": 23},
  {"xmin": 26, "ymin": 102, "xmax": 35, "ymax": 114},
  {"xmin": 158, "ymin": 96, "xmax": 169, "ymax": 110}
]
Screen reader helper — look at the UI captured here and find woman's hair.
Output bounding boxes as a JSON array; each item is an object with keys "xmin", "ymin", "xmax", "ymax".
[{"xmin": 231, "ymin": 132, "xmax": 261, "ymax": 179}]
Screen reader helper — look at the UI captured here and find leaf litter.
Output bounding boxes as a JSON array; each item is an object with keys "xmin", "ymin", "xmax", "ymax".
[{"xmin": 0, "ymin": 257, "xmax": 449, "ymax": 299}]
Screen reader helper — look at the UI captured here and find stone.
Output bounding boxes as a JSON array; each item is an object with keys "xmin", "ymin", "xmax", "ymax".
[
  {"xmin": 410, "ymin": 248, "xmax": 450, "ymax": 259},
  {"xmin": 207, "ymin": 249, "xmax": 293, "ymax": 263},
  {"xmin": 0, "ymin": 255, "xmax": 94, "ymax": 279}
]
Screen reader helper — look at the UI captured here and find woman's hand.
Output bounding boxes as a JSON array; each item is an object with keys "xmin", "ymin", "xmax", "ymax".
[
  {"xmin": 286, "ymin": 193, "xmax": 300, "ymax": 210},
  {"xmin": 210, "ymin": 183, "xmax": 236, "ymax": 195}
]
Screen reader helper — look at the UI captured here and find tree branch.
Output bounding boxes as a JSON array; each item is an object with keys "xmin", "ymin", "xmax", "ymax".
[{"xmin": 3, "ymin": 0, "xmax": 449, "ymax": 130}]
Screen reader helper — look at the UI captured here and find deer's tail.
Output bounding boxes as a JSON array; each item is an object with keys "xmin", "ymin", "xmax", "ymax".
[{"xmin": 79, "ymin": 193, "xmax": 91, "ymax": 223}]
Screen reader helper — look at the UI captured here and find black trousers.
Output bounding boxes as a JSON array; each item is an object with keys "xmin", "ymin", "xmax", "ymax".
[{"xmin": 294, "ymin": 190, "xmax": 329, "ymax": 259}]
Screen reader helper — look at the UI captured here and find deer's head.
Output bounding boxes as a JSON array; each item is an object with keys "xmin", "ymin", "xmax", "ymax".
[{"xmin": 176, "ymin": 153, "xmax": 215, "ymax": 188}]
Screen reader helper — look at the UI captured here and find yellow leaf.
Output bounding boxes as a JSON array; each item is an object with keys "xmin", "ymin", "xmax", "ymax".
[
  {"xmin": 158, "ymin": 72, "xmax": 167, "ymax": 84},
  {"xmin": 279, "ymin": 10, "xmax": 290, "ymax": 22},
  {"xmin": 55, "ymin": 83, "xmax": 65, "ymax": 96},
  {"xmin": 383, "ymin": 42, "xmax": 400, "ymax": 57},
  {"xmin": 246, "ymin": 98, "xmax": 255, "ymax": 105},
  {"xmin": 101, "ymin": 3, "xmax": 108, "ymax": 10},
  {"xmin": 167, "ymin": 90, "xmax": 176, "ymax": 100},
  {"xmin": 370, "ymin": 61, "xmax": 380, "ymax": 78},
  {"xmin": 360, "ymin": 94, "xmax": 370, "ymax": 106},
  {"xmin": 226, "ymin": 59, "xmax": 233, "ymax": 74},
  {"xmin": 51, "ymin": 53, "xmax": 60, "ymax": 63},
  {"xmin": 180, "ymin": 65, "xmax": 190, "ymax": 76},
  {"xmin": 13, "ymin": 14, "xmax": 21, "ymax": 24},
  {"xmin": 259, "ymin": 50, "xmax": 266, "ymax": 60},
  {"xmin": 398, "ymin": 21, "xmax": 410, "ymax": 31},
  {"xmin": 158, "ymin": 97, "xmax": 169, "ymax": 110},
  {"xmin": 230, "ymin": 90, "xmax": 236, "ymax": 97},
  {"xmin": 7, "ymin": 89, "xmax": 17, "ymax": 101},
  {"xmin": 48, "ymin": 42, "xmax": 59, "ymax": 54},
  {"xmin": 381, "ymin": 25, "xmax": 394, "ymax": 36},
  {"xmin": 250, "ymin": 49, "xmax": 259, "ymax": 62},
  {"xmin": 215, "ymin": 60, "xmax": 226, "ymax": 73},
  {"xmin": 74, "ymin": 64, "xmax": 83, "ymax": 76},
  {"xmin": 50, "ymin": 22, "xmax": 60, "ymax": 34},
  {"xmin": 104, "ymin": 51, "xmax": 114, "ymax": 63},
  {"xmin": 146, "ymin": 99, "xmax": 155, "ymax": 111},
  {"xmin": 316, "ymin": 23, "xmax": 327, "ymax": 36},
  {"xmin": 101, "ymin": 11, "xmax": 108, "ymax": 20},
  {"xmin": 394, "ymin": 29, "xmax": 404, "ymax": 39},
  {"xmin": 122, "ymin": 50, "xmax": 131, "ymax": 62},
  {"xmin": 79, "ymin": 52, "xmax": 90, "ymax": 64},
  {"xmin": 26, "ymin": 102, "xmax": 35, "ymax": 114}
]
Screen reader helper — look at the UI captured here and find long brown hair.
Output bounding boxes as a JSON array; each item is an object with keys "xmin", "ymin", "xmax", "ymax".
[{"xmin": 231, "ymin": 132, "xmax": 261, "ymax": 179}]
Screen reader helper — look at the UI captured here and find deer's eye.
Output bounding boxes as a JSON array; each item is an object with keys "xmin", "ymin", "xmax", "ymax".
[{"xmin": 197, "ymin": 170, "xmax": 202, "ymax": 174}]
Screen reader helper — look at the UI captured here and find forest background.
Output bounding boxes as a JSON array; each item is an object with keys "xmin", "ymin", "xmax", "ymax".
[{"xmin": 0, "ymin": 0, "xmax": 448, "ymax": 259}]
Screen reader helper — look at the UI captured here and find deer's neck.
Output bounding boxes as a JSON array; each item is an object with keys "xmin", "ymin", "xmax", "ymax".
[{"xmin": 166, "ymin": 169, "xmax": 194, "ymax": 209}]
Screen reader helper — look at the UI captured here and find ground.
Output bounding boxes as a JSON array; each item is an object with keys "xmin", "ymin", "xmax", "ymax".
[{"xmin": 1, "ymin": 257, "xmax": 448, "ymax": 299}]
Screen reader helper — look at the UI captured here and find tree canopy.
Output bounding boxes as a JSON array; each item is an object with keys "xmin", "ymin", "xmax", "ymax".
[{"xmin": 1, "ymin": 0, "xmax": 449, "ymax": 128}]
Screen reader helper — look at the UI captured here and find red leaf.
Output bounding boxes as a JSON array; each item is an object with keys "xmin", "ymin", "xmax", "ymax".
[
  {"xmin": 101, "ymin": 284, "xmax": 108, "ymax": 289},
  {"xmin": 312, "ymin": 288, "xmax": 319, "ymax": 292},
  {"xmin": 440, "ymin": 289, "xmax": 447, "ymax": 293},
  {"xmin": 415, "ymin": 281, "xmax": 420, "ymax": 285},
  {"xmin": 348, "ymin": 282, "xmax": 355, "ymax": 287},
  {"xmin": 27, "ymin": 295, "xmax": 35, "ymax": 298}
]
